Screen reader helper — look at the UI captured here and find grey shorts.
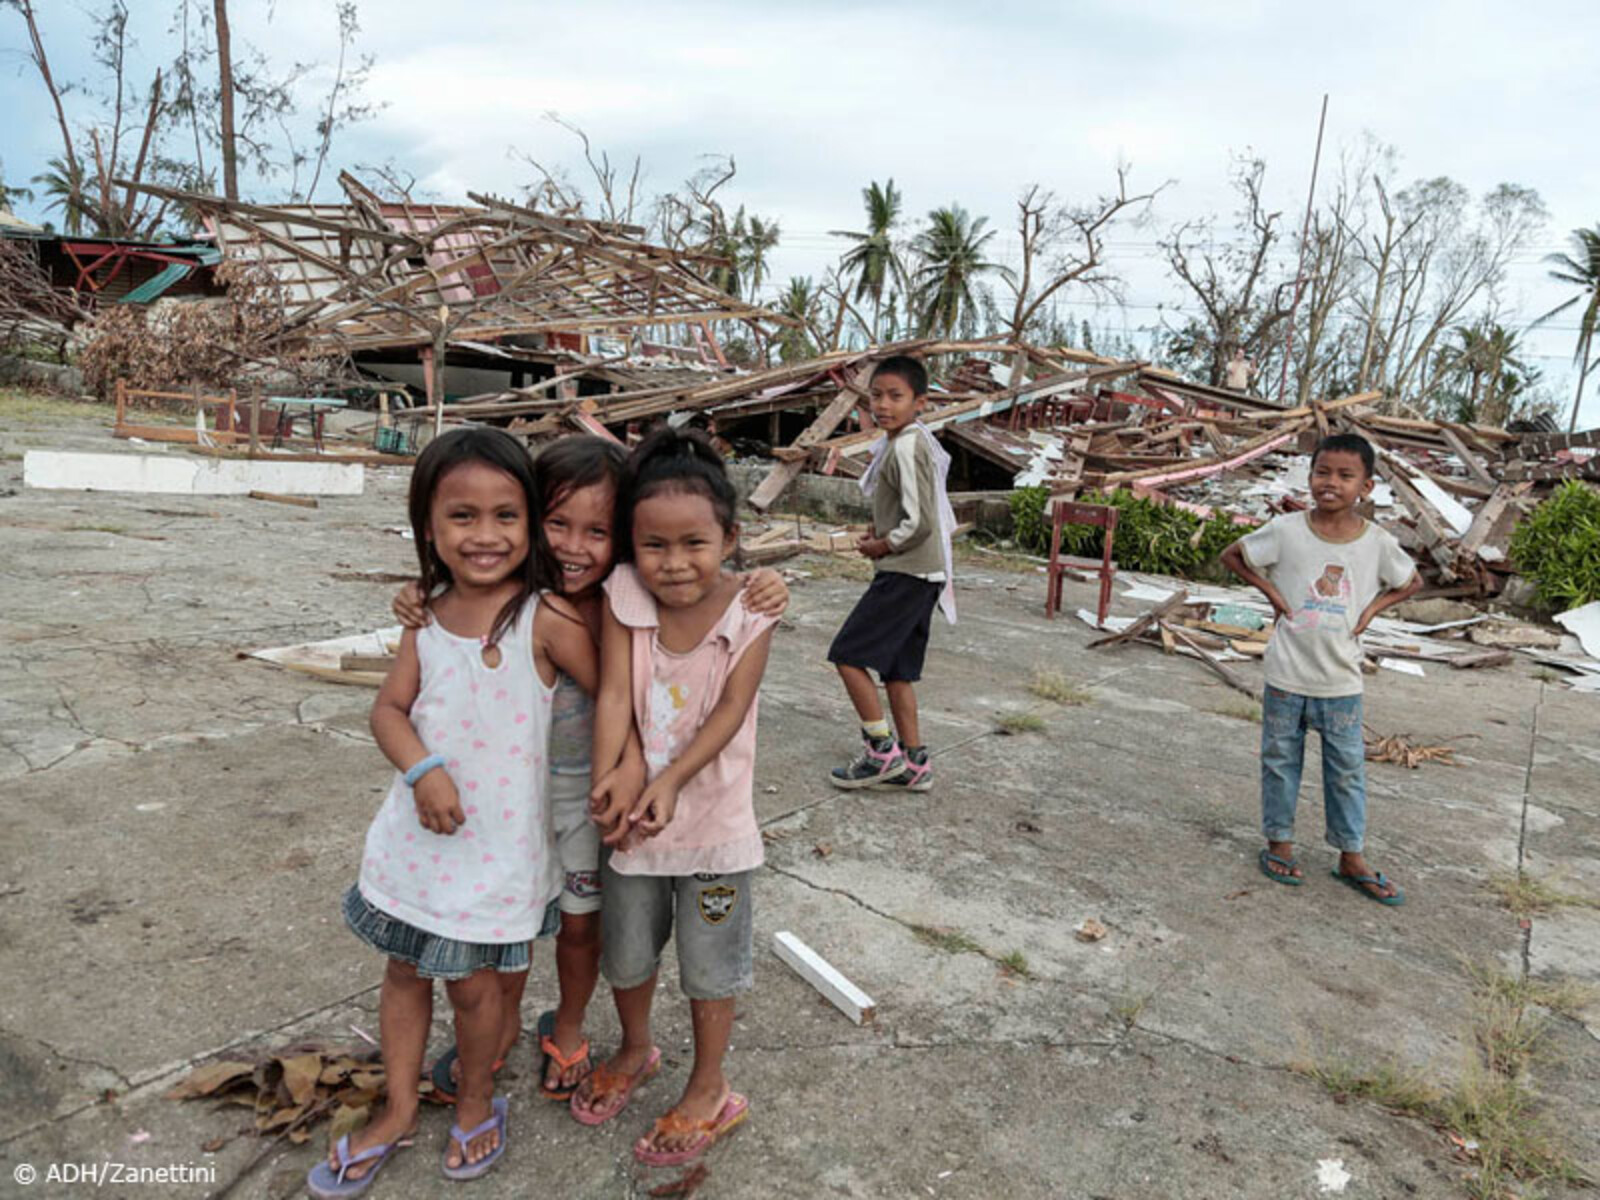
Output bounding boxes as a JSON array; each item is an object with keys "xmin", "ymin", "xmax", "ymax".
[
  {"xmin": 550, "ymin": 770, "xmax": 602, "ymax": 916},
  {"xmin": 599, "ymin": 860, "xmax": 754, "ymax": 1000}
]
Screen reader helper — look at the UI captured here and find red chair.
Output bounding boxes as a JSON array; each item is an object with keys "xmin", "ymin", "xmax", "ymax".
[{"xmin": 1044, "ymin": 500, "xmax": 1118, "ymax": 627}]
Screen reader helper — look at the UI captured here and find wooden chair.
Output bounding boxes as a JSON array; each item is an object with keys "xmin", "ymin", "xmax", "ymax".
[{"xmin": 1044, "ymin": 500, "xmax": 1118, "ymax": 627}]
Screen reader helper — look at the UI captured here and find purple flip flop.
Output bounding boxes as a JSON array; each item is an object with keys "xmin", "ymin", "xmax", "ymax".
[
  {"xmin": 306, "ymin": 1132, "xmax": 412, "ymax": 1198},
  {"xmin": 441, "ymin": 1095, "xmax": 509, "ymax": 1181}
]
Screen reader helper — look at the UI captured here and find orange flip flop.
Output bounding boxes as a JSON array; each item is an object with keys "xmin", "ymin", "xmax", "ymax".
[
  {"xmin": 633, "ymin": 1092, "xmax": 749, "ymax": 1167},
  {"xmin": 569, "ymin": 1046, "xmax": 661, "ymax": 1126}
]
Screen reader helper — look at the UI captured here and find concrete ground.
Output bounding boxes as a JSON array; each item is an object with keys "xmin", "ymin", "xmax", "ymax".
[{"xmin": 1, "ymin": 397, "xmax": 1596, "ymax": 1200}]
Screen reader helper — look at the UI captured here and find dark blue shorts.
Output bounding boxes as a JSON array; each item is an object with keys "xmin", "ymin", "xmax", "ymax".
[{"xmin": 827, "ymin": 571, "xmax": 943, "ymax": 683}]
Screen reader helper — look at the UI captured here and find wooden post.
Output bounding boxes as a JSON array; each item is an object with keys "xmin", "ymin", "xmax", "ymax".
[
  {"xmin": 115, "ymin": 377, "xmax": 126, "ymax": 430},
  {"xmin": 431, "ymin": 308, "xmax": 449, "ymax": 439},
  {"xmin": 248, "ymin": 392, "xmax": 261, "ymax": 457}
]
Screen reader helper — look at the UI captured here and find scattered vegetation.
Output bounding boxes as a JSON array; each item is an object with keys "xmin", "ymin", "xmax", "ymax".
[
  {"xmin": 1029, "ymin": 668, "xmax": 1091, "ymax": 706},
  {"xmin": 1009, "ymin": 486, "xmax": 1252, "ymax": 577},
  {"xmin": 1296, "ymin": 962, "xmax": 1592, "ymax": 1199},
  {"xmin": 0, "ymin": 389, "xmax": 115, "ymax": 425},
  {"xmin": 1297, "ymin": 1058, "xmax": 1440, "ymax": 1116},
  {"xmin": 911, "ymin": 924, "xmax": 982, "ymax": 956},
  {"xmin": 999, "ymin": 950, "xmax": 1031, "ymax": 978},
  {"xmin": 1112, "ymin": 991, "xmax": 1154, "ymax": 1029},
  {"xmin": 1209, "ymin": 700, "xmax": 1262, "ymax": 723},
  {"xmin": 1508, "ymin": 481, "xmax": 1600, "ymax": 610},
  {"xmin": 1486, "ymin": 871, "xmax": 1600, "ymax": 917},
  {"xmin": 994, "ymin": 711, "xmax": 1046, "ymax": 735}
]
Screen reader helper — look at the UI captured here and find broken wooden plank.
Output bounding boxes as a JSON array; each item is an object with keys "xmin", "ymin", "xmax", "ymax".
[
  {"xmin": 1087, "ymin": 590, "xmax": 1189, "ymax": 649},
  {"xmin": 772, "ymin": 931, "xmax": 876, "ymax": 1025},
  {"xmin": 249, "ymin": 490, "xmax": 320, "ymax": 509},
  {"xmin": 1101, "ymin": 424, "xmax": 1306, "ymax": 488},
  {"xmin": 1457, "ymin": 481, "xmax": 1533, "ymax": 562},
  {"xmin": 747, "ymin": 367, "xmax": 873, "ymax": 512},
  {"xmin": 1439, "ymin": 424, "xmax": 1499, "ymax": 490},
  {"xmin": 339, "ymin": 654, "xmax": 396, "ymax": 673},
  {"xmin": 1449, "ymin": 649, "xmax": 1511, "ymax": 670},
  {"xmin": 1162, "ymin": 621, "xmax": 1260, "ymax": 700}
]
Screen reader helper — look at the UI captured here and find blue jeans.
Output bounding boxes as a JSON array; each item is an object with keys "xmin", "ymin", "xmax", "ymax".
[{"xmin": 1260, "ymin": 686, "xmax": 1366, "ymax": 852}]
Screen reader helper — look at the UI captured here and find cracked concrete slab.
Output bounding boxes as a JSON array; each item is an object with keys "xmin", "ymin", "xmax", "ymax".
[{"xmin": 0, "ymin": 401, "xmax": 1595, "ymax": 1198}]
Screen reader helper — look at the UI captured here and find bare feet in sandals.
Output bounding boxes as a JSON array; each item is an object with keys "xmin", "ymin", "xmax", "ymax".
[
  {"xmin": 1262, "ymin": 840, "xmax": 1304, "ymax": 882},
  {"xmin": 570, "ymin": 1042, "xmax": 660, "ymax": 1124},
  {"xmin": 443, "ymin": 1094, "xmax": 501, "ymax": 1172},
  {"xmin": 1334, "ymin": 850, "xmax": 1403, "ymax": 904},
  {"xmin": 541, "ymin": 1010, "xmax": 591, "ymax": 1097},
  {"xmin": 323, "ymin": 1105, "xmax": 415, "ymax": 1184}
]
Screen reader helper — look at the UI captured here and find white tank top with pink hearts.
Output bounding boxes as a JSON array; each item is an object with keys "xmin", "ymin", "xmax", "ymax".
[{"xmin": 357, "ymin": 594, "xmax": 558, "ymax": 945}]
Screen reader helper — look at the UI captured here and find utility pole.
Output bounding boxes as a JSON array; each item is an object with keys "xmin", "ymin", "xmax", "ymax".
[
  {"xmin": 1277, "ymin": 94, "xmax": 1329, "ymax": 407},
  {"xmin": 215, "ymin": 0, "xmax": 238, "ymax": 200}
]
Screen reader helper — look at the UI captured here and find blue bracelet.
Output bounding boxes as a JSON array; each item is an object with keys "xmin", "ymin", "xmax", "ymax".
[{"xmin": 403, "ymin": 753, "xmax": 446, "ymax": 787}]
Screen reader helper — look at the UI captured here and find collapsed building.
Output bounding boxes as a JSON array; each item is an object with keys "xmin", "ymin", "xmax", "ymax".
[{"xmin": 7, "ymin": 175, "xmax": 1598, "ymax": 604}]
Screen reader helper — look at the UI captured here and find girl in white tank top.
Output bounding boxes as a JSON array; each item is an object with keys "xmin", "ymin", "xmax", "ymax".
[{"xmin": 310, "ymin": 429, "xmax": 597, "ymax": 1196}]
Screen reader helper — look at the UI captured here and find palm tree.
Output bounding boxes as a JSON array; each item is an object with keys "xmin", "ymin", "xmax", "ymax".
[
  {"xmin": 31, "ymin": 156, "xmax": 91, "ymax": 235},
  {"xmin": 741, "ymin": 215, "xmax": 781, "ymax": 301},
  {"xmin": 911, "ymin": 205, "xmax": 1010, "ymax": 339},
  {"xmin": 1537, "ymin": 225, "xmax": 1600, "ymax": 432},
  {"xmin": 1440, "ymin": 320, "xmax": 1530, "ymax": 426},
  {"xmin": 0, "ymin": 157, "xmax": 33, "ymax": 214},
  {"xmin": 775, "ymin": 276, "xmax": 819, "ymax": 362},
  {"xmin": 831, "ymin": 180, "xmax": 904, "ymax": 341}
]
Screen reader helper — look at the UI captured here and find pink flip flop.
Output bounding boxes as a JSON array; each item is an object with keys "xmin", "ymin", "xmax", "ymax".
[
  {"xmin": 569, "ymin": 1046, "xmax": 661, "ymax": 1127},
  {"xmin": 633, "ymin": 1091, "xmax": 749, "ymax": 1168}
]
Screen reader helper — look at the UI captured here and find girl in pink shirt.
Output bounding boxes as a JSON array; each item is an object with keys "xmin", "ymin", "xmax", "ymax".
[{"xmin": 569, "ymin": 427, "xmax": 777, "ymax": 1168}]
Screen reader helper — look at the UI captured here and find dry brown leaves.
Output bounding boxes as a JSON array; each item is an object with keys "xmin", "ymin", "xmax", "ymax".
[
  {"xmin": 166, "ymin": 1042, "xmax": 391, "ymax": 1144},
  {"xmin": 77, "ymin": 259, "xmax": 340, "ymax": 400},
  {"xmin": 1363, "ymin": 729, "xmax": 1474, "ymax": 769}
]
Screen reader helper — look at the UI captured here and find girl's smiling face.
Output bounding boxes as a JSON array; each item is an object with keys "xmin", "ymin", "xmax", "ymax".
[
  {"xmin": 426, "ymin": 461, "xmax": 529, "ymax": 589},
  {"xmin": 542, "ymin": 480, "xmax": 614, "ymax": 596},
  {"xmin": 631, "ymin": 488, "xmax": 736, "ymax": 610}
]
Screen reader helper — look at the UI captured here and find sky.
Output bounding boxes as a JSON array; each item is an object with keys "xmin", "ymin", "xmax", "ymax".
[{"xmin": 3, "ymin": 0, "xmax": 1598, "ymax": 423}]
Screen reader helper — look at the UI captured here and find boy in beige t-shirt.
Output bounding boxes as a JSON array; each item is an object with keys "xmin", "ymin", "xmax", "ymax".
[{"xmin": 1221, "ymin": 433, "xmax": 1421, "ymax": 905}]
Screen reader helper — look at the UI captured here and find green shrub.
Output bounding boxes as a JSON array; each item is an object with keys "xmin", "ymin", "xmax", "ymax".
[
  {"xmin": 1509, "ymin": 481, "xmax": 1600, "ymax": 610},
  {"xmin": 1008, "ymin": 486, "xmax": 1255, "ymax": 577}
]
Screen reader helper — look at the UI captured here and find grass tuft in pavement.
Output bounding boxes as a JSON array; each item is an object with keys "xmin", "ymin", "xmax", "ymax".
[{"xmin": 1028, "ymin": 668, "xmax": 1091, "ymax": 706}]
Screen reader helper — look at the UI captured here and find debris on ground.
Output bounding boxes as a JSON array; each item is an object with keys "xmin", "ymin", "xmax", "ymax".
[
  {"xmin": 166, "ymin": 1042, "xmax": 393, "ymax": 1145},
  {"xmin": 1363, "ymin": 728, "xmax": 1475, "ymax": 769}
]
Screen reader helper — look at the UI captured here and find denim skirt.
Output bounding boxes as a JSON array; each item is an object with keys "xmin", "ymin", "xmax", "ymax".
[{"xmin": 342, "ymin": 885, "xmax": 558, "ymax": 981}]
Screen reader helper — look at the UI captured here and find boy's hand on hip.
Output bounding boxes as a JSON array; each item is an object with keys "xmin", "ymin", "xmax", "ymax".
[
  {"xmin": 856, "ymin": 535, "xmax": 890, "ymax": 560},
  {"xmin": 413, "ymin": 772, "xmax": 464, "ymax": 835}
]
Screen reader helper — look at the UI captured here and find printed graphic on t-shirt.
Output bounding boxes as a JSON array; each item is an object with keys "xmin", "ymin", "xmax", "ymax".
[
  {"xmin": 644, "ymin": 678, "xmax": 692, "ymax": 774},
  {"xmin": 1288, "ymin": 562, "xmax": 1353, "ymax": 632}
]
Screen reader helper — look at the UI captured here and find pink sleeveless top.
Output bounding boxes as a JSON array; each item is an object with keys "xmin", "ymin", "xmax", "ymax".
[
  {"xmin": 358, "ymin": 596, "xmax": 558, "ymax": 943},
  {"xmin": 604, "ymin": 565, "xmax": 775, "ymax": 877}
]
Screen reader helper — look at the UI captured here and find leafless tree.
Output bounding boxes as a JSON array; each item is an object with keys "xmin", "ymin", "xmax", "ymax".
[
  {"xmin": 1161, "ymin": 157, "xmax": 1296, "ymax": 387},
  {"xmin": 1002, "ymin": 167, "xmax": 1166, "ymax": 348}
]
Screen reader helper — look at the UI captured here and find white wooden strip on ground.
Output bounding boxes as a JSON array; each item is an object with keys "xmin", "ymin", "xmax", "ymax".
[
  {"xmin": 23, "ymin": 451, "xmax": 364, "ymax": 496},
  {"xmin": 772, "ymin": 931, "xmax": 876, "ymax": 1025}
]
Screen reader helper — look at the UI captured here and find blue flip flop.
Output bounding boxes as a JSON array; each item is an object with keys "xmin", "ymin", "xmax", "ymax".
[
  {"xmin": 442, "ymin": 1095, "xmax": 509, "ymax": 1181},
  {"xmin": 306, "ymin": 1132, "xmax": 412, "ymax": 1198},
  {"xmin": 1332, "ymin": 869, "xmax": 1405, "ymax": 906},
  {"xmin": 1259, "ymin": 847, "xmax": 1304, "ymax": 886}
]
